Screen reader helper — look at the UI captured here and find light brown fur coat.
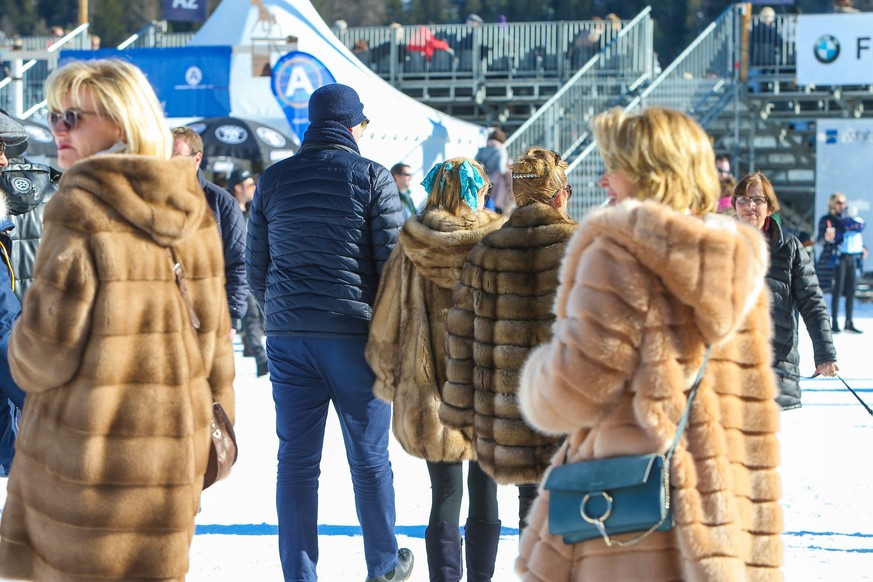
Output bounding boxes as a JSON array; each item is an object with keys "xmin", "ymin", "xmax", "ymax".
[
  {"xmin": 516, "ymin": 201, "xmax": 783, "ymax": 581},
  {"xmin": 441, "ymin": 203, "xmax": 577, "ymax": 484},
  {"xmin": 366, "ymin": 208, "xmax": 505, "ymax": 461},
  {"xmin": 0, "ymin": 155, "xmax": 235, "ymax": 582}
]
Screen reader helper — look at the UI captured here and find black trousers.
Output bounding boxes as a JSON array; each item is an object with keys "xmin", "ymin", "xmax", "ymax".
[
  {"xmin": 831, "ymin": 253, "xmax": 859, "ymax": 323},
  {"xmin": 426, "ymin": 460, "xmax": 498, "ymax": 526}
]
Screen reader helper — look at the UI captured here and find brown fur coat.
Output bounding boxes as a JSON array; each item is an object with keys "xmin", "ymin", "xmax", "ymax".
[
  {"xmin": 366, "ymin": 208, "xmax": 505, "ymax": 461},
  {"xmin": 516, "ymin": 201, "xmax": 783, "ymax": 581},
  {"xmin": 441, "ymin": 203, "xmax": 577, "ymax": 484},
  {"xmin": 0, "ymin": 155, "xmax": 236, "ymax": 582}
]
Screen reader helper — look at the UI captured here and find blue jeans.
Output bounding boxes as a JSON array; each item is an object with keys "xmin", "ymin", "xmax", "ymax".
[{"xmin": 268, "ymin": 336, "xmax": 399, "ymax": 581}]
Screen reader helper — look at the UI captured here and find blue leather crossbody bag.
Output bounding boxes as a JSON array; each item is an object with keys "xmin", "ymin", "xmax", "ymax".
[{"xmin": 544, "ymin": 347, "xmax": 712, "ymax": 547}]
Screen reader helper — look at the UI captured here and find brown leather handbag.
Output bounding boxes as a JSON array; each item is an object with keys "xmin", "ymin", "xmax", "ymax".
[
  {"xmin": 204, "ymin": 401, "xmax": 238, "ymax": 489},
  {"xmin": 167, "ymin": 247, "xmax": 239, "ymax": 490}
]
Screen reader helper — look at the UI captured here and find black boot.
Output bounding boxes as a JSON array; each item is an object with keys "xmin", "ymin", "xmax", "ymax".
[
  {"xmin": 845, "ymin": 321, "xmax": 863, "ymax": 334},
  {"xmin": 832, "ymin": 319, "xmax": 841, "ymax": 333},
  {"xmin": 464, "ymin": 519, "xmax": 501, "ymax": 582},
  {"xmin": 424, "ymin": 522, "xmax": 462, "ymax": 582}
]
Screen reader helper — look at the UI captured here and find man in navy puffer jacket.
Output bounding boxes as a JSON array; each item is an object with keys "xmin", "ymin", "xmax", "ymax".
[{"xmin": 246, "ymin": 84, "xmax": 412, "ymax": 582}]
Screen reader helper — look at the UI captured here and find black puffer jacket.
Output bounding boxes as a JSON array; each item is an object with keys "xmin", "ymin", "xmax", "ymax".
[
  {"xmin": 1, "ymin": 160, "xmax": 61, "ymax": 301},
  {"xmin": 246, "ymin": 126, "xmax": 402, "ymax": 337},
  {"xmin": 766, "ymin": 219, "xmax": 836, "ymax": 409}
]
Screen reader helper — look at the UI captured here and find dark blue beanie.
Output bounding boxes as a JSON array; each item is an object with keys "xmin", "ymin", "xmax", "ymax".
[{"xmin": 308, "ymin": 84, "xmax": 368, "ymax": 128}]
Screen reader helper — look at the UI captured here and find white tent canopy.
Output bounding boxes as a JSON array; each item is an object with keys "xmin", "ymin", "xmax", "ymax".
[{"xmin": 187, "ymin": 0, "xmax": 486, "ymax": 200}]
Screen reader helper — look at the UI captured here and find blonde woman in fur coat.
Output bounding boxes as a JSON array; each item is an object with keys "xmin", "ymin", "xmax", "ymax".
[
  {"xmin": 442, "ymin": 146, "xmax": 577, "ymax": 536},
  {"xmin": 366, "ymin": 158, "xmax": 505, "ymax": 581},
  {"xmin": 0, "ymin": 60, "xmax": 235, "ymax": 581},
  {"xmin": 515, "ymin": 107, "xmax": 783, "ymax": 581}
]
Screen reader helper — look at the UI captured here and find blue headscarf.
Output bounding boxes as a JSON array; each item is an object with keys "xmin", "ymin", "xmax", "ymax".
[{"xmin": 421, "ymin": 160, "xmax": 484, "ymax": 210}]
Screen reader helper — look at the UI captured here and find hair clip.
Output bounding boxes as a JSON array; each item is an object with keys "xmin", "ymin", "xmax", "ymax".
[{"xmin": 512, "ymin": 172, "xmax": 538, "ymax": 179}]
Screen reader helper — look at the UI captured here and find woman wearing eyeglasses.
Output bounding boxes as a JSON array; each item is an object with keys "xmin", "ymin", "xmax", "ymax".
[
  {"xmin": 0, "ymin": 59, "xmax": 235, "ymax": 580},
  {"xmin": 516, "ymin": 108, "xmax": 783, "ymax": 581},
  {"xmin": 366, "ymin": 157, "xmax": 506, "ymax": 581},
  {"xmin": 733, "ymin": 172, "xmax": 838, "ymax": 410},
  {"xmin": 441, "ymin": 146, "xmax": 577, "ymax": 548}
]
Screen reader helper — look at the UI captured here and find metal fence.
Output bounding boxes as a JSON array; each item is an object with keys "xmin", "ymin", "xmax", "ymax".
[
  {"xmin": 336, "ymin": 18, "xmax": 627, "ymax": 85},
  {"xmin": 493, "ymin": 7, "xmax": 653, "ymax": 222},
  {"xmin": 564, "ymin": 5, "xmax": 740, "ymax": 222}
]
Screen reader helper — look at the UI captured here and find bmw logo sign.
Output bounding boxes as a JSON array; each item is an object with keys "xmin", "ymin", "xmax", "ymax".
[{"xmin": 814, "ymin": 35, "xmax": 840, "ymax": 64}]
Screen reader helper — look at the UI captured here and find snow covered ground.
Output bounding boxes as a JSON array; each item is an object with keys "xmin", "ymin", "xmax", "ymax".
[{"xmin": 2, "ymin": 304, "xmax": 872, "ymax": 581}]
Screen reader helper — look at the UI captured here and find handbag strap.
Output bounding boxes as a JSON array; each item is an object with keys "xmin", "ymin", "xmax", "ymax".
[
  {"xmin": 166, "ymin": 247, "xmax": 201, "ymax": 330},
  {"xmin": 665, "ymin": 345, "xmax": 712, "ymax": 463}
]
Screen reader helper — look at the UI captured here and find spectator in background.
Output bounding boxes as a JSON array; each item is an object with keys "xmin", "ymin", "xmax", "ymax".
[
  {"xmin": 716, "ymin": 153, "xmax": 732, "ymax": 178},
  {"xmin": 817, "ymin": 192, "xmax": 866, "ymax": 333},
  {"xmin": 407, "ymin": 26, "xmax": 455, "ymax": 63},
  {"xmin": 47, "ymin": 26, "xmax": 64, "ymax": 47},
  {"xmin": 733, "ymin": 171, "xmax": 838, "ymax": 410},
  {"xmin": 474, "ymin": 128, "xmax": 512, "ymax": 213},
  {"xmin": 89, "ymin": 34, "xmax": 101, "ymax": 50},
  {"xmin": 227, "ymin": 168, "xmax": 268, "ymax": 378},
  {"xmin": 567, "ymin": 17, "xmax": 605, "ymax": 69},
  {"xmin": 750, "ymin": 6, "xmax": 783, "ymax": 69},
  {"xmin": 171, "ymin": 127, "xmax": 248, "ymax": 332},
  {"xmin": 833, "ymin": 0, "xmax": 861, "ymax": 13},
  {"xmin": 717, "ymin": 174, "xmax": 737, "ymax": 215},
  {"xmin": 390, "ymin": 162, "xmax": 418, "ymax": 220},
  {"xmin": 0, "ymin": 111, "xmax": 29, "ymax": 477}
]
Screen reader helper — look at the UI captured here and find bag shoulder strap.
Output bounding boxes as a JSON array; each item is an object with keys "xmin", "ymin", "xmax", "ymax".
[
  {"xmin": 166, "ymin": 247, "xmax": 201, "ymax": 330},
  {"xmin": 665, "ymin": 345, "xmax": 713, "ymax": 462}
]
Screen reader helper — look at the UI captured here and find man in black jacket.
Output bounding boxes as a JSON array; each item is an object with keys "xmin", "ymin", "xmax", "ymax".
[
  {"xmin": 171, "ymin": 127, "xmax": 248, "ymax": 329},
  {"xmin": 246, "ymin": 84, "xmax": 412, "ymax": 582}
]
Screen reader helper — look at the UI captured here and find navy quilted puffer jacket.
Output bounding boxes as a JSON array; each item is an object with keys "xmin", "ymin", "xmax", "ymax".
[{"xmin": 246, "ymin": 141, "xmax": 402, "ymax": 337}]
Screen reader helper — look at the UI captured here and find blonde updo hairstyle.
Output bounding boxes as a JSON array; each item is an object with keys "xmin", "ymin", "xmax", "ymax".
[
  {"xmin": 46, "ymin": 59, "xmax": 173, "ymax": 159},
  {"xmin": 510, "ymin": 146, "xmax": 568, "ymax": 207},
  {"xmin": 423, "ymin": 157, "xmax": 490, "ymax": 216},
  {"xmin": 592, "ymin": 106, "xmax": 720, "ymax": 215}
]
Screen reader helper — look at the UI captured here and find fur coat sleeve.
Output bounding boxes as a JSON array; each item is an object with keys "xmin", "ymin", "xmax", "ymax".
[
  {"xmin": 9, "ymin": 218, "xmax": 96, "ymax": 392},
  {"xmin": 366, "ymin": 247, "xmax": 404, "ymax": 402}
]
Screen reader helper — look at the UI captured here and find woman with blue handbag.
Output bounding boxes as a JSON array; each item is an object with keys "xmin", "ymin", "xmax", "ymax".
[{"xmin": 515, "ymin": 107, "xmax": 783, "ymax": 581}]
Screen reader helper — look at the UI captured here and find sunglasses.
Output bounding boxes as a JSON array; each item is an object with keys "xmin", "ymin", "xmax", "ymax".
[
  {"xmin": 554, "ymin": 184, "xmax": 572, "ymax": 200},
  {"xmin": 360, "ymin": 119, "xmax": 370, "ymax": 132},
  {"xmin": 0, "ymin": 142, "xmax": 5, "ymax": 157},
  {"xmin": 48, "ymin": 109, "xmax": 100, "ymax": 131}
]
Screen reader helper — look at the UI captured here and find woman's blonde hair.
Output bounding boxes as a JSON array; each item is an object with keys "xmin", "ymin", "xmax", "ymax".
[
  {"xmin": 46, "ymin": 59, "xmax": 172, "ymax": 158},
  {"xmin": 510, "ymin": 146, "xmax": 568, "ymax": 207},
  {"xmin": 423, "ymin": 157, "xmax": 490, "ymax": 216},
  {"xmin": 592, "ymin": 106, "xmax": 720, "ymax": 214},
  {"xmin": 828, "ymin": 192, "xmax": 847, "ymax": 214}
]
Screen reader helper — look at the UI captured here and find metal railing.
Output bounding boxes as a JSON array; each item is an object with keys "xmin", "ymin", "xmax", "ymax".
[
  {"xmin": 564, "ymin": 5, "xmax": 738, "ymax": 222},
  {"xmin": 118, "ymin": 21, "xmax": 195, "ymax": 49},
  {"xmin": 503, "ymin": 6, "xmax": 654, "ymax": 221},
  {"xmin": 0, "ymin": 24, "xmax": 90, "ymax": 118},
  {"xmin": 336, "ymin": 19, "xmax": 628, "ymax": 85}
]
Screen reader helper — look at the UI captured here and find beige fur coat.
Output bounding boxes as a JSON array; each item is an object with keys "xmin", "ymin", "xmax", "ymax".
[
  {"xmin": 441, "ymin": 203, "xmax": 577, "ymax": 484},
  {"xmin": 516, "ymin": 200, "xmax": 783, "ymax": 581},
  {"xmin": 366, "ymin": 208, "xmax": 505, "ymax": 461},
  {"xmin": 0, "ymin": 155, "xmax": 236, "ymax": 582}
]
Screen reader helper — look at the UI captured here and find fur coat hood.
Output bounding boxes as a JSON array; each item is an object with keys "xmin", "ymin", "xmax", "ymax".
[
  {"xmin": 517, "ymin": 200, "xmax": 783, "ymax": 582},
  {"xmin": 441, "ymin": 202, "xmax": 578, "ymax": 484},
  {"xmin": 0, "ymin": 155, "xmax": 235, "ymax": 582},
  {"xmin": 60, "ymin": 155, "xmax": 207, "ymax": 246},
  {"xmin": 366, "ymin": 208, "xmax": 505, "ymax": 461}
]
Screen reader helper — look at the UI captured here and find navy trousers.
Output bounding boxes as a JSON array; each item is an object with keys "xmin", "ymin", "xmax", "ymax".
[{"xmin": 267, "ymin": 335, "xmax": 399, "ymax": 581}]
